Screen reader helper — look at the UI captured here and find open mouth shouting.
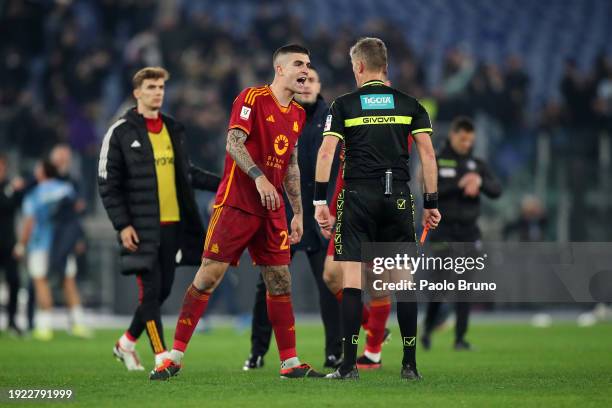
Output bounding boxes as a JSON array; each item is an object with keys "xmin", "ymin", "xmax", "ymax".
[{"xmin": 295, "ymin": 76, "xmax": 307, "ymax": 92}]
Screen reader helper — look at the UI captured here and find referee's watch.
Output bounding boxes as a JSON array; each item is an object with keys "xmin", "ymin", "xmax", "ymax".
[{"xmin": 423, "ymin": 192, "xmax": 438, "ymax": 209}]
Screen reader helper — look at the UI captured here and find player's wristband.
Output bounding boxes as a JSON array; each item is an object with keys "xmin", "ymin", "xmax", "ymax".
[
  {"xmin": 423, "ymin": 192, "xmax": 438, "ymax": 209},
  {"xmin": 313, "ymin": 200, "xmax": 327, "ymax": 206},
  {"xmin": 314, "ymin": 181, "xmax": 329, "ymax": 202},
  {"xmin": 247, "ymin": 166, "xmax": 264, "ymax": 180}
]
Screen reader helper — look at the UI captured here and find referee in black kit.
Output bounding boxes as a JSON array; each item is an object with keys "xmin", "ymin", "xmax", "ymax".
[{"xmin": 314, "ymin": 37, "xmax": 441, "ymax": 380}]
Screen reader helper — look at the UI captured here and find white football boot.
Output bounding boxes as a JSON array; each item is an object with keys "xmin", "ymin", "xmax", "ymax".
[{"xmin": 113, "ymin": 342, "xmax": 145, "ymax": 371}]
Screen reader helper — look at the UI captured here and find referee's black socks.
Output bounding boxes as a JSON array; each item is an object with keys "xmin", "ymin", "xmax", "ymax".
[
  {"xmin": 397, "ymin": 301, "xmax": 418, "ymax": 367},
  {"xmin": 340, "ymin": 287, "xmax": 363, "ymax": 374}
]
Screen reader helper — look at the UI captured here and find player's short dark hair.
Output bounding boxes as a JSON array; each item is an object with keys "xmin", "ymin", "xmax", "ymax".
[
  {"xmin": 132, "ymin": 67, "xmax": 170, "ymax": 89},
  {"xmin": 350, "ymin": 37, "xmax": 388, "ymax": 72},
  {"xmin": 41, "ymin": 160, "xmax": 59, "ymax": 179},
  {"xmin": 272, "ymin": 44, "xmax": 310, "ymax": 65},
  {"xmin": 0, "ymin": 152, "xmax": 7, "ymax": 164},
  {"xmin": 450, "ymin": 116, "xmax": 475, "ymax": 133}
]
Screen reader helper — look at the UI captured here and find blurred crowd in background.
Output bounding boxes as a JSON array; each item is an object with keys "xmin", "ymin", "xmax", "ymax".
[{"xmin": 1, "ymin": 0, "xmax": 611, "ymax": 318}]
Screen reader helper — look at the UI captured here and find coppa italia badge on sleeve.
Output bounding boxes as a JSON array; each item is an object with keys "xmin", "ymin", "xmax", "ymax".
[{"xmin": 240, "ymin": 106, "xmax": 251, "ymax": 120}]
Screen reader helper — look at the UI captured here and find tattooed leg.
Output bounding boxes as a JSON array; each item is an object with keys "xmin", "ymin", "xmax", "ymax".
[
  {"xmin": 261, "ymin": 265, "xmax": 292, "ymax": 295},
  {"xmin": 192, "ymin": 258, "xmax": 230, "ymax": 292}
]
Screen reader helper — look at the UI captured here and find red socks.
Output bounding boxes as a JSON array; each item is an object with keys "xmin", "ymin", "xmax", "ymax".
[
  {"xmin": 266, "ymin": 293, "xmax": 297, "ymax": 361},
  {"xmin": 125, "ymin": 331, "xmax": 137, "ymax": 342},
  {"xmin": 335, "ymin": 289, "xmax": 343, "ymax": 302},
  {"xmin": 361, "ymin": 304, "xmax": 370, "ymax": 329},
  {"xmin": 365, "ymin": 297, "xmax": 391, "ymax": 353},
  {"xmin": 173, "ymin": 286, "xmax": 299, "ymax": 363},
  {"xmin": 173, "ymin": 284, "xmax": 210, "ymax": 352}
]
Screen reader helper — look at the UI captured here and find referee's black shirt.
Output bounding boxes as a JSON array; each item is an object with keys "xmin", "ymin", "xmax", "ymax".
[{"xmin": 323, "ymin": 79, "xmax": 432, "ymax": 181}]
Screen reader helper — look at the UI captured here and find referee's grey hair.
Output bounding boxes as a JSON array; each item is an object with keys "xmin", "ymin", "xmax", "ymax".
[{"xmin": 349, "ymin": 37, "xmax": 388, "ymax": 72}]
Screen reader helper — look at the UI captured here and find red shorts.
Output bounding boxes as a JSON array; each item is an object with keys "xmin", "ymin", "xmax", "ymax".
[{"xmin": 203, "ymin": 205, "xmax": 291, "ymax": 266}]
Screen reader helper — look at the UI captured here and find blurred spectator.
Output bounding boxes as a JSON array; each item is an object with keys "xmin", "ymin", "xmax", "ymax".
[
  {"xmin": 503, "ymin": 195, "xmax": 549, "ymax": 242},
  {"xmin": 441, "ymin": 47, "xmax": 477, "ymax": 97},
  {"xmin": 0, "ymin": 154, "xmax": 25, "ymax": 336},
  {"xmin": 593, "ymin": 54, "xmax": 612, "ymax": 132},
  {"xmin": 14, "ymin": 160, "xmax": 92, "ymax": 341},
  {"xmin": 63, "ymin": 101, "xmax": 100, "ymax": 209},
  {"xmin": 394, "ymin": 54, "xmax": 427, "ymax": 97},
  {"xmin": 560, "ymin": 59, "xmax": 597, "ymax": 129},
  {"xmin": 0, "ymin": 0, "xmax": 610, "ymax": 246},
  {"xmin": 49, "ymin": 144, "xmax": 88, "ymax": 294},
  {"xmin": 436, "ymin": 47, "xmax": 477, "ymax": 120},
  {"xmin": 504, "ymin": 55, "xmax": 530, "ymax": 126}
]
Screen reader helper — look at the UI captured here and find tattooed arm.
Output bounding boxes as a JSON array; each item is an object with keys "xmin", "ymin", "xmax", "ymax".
[
  {"xmin": 226, "ymin": 128, "xmax": 259, "ymax": 178},
  {"xmin": 283, "ymin": 148, "xmax": 303, "ymax": 244},
  {"xmin": 226, "ymin": 128, "xmax": 280, "ymax": 210}
]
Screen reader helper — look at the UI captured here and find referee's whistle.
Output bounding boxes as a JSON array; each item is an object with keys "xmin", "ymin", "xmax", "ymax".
[{"xmin": 384, "ymin": 169, "xmax": 392, "ymax": 196}]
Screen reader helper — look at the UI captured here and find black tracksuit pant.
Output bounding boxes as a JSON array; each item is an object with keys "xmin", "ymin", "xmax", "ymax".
[
  {"xmin": 127, "ymin": 223, "xmax": 179, "ymax": 353},
  {"xmin": 0, "ymin": 247, "xmax": 20, "ymax": 329}
]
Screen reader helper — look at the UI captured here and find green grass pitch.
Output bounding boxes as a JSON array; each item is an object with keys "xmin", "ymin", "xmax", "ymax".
[{"xmin": 1, "ymin": 323, "xmax": 611, "ymax": 407}]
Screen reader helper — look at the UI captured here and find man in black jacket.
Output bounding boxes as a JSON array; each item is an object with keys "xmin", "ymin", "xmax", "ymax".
[
  {"xmin": 0, "ymin": 154, "xmax": 25, "ymax": 336},
  {"xmin": 98, "ymin": 67, "xmax": 220, "ymax": 374},
  {"xmin": 243, "ymin": 66, "xmax": 343, "ymax": 370},
  {"xmin": 422, "ymin": 116, "xmax": 502, "ymax": 351}
]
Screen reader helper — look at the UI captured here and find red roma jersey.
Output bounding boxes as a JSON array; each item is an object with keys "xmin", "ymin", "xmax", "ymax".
[{"xmin": 214, "ymin": 85, "xmax": 306, "ymax": 218}]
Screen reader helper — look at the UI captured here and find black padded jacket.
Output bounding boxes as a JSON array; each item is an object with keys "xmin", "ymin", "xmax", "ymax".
[{"xmin": 98, "ymin": 108, "xmax": 220, "ymax": 274}]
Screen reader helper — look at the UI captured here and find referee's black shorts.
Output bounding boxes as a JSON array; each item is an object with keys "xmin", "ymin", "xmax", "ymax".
[{"xmin": 333, "ymin": 179, "xmax": 416, "ymax": 262}]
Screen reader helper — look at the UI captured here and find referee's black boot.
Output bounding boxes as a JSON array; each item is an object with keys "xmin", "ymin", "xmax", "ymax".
[
  {"xmin": 242, "ymin": 354, "xmax": 264, "ymax": 371},
  {"xmin": 400, "ymin": 363, "xmax": 422, "ymax": 380},
  {"xmin": 325, "ymin": 365, "xmax": 359, "ymax": 380},
  {"xmin": 323, "ymin": 354, "xmax": 343, "ymax": 369}
]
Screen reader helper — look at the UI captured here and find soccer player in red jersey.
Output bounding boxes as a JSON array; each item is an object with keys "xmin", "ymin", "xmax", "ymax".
[{"xmin": 150, "ymin": 44, "xmax": 324, "ymax": 380}]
